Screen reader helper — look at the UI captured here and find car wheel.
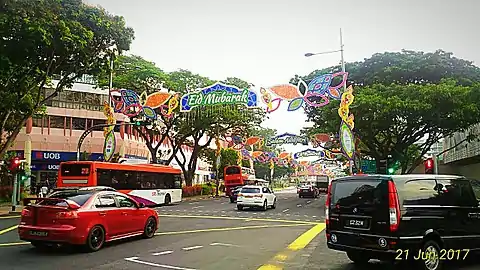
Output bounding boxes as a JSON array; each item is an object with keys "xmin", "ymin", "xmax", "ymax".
[
  {"xmin": 143, "ymin": 217, "xmax": 157, "ymax": 239},
  {"xmin": 418, "ymin": 240, "xmax": 443, "ymax": 270},
  {"xmin": 271, "ymin": 199, "xmax": 276, "ymax": 209},
  {"xmin": 164, "ymin": 194, "xmax": 171, "ymax": 205},
  {"xmin": 84, "ymin": 225, "xmax": 105, "ymax": 252},
  {"xmin": 299, "ymin": 195, "xmax": 302, "ymax": 198},
  {"xmin": 237, "ymin": 205, "xmax": 243, "ymax": 211},
  {"xmin": 262, "ymin": 200, "xmax": 268, "ymax": 211},
  {"xmin": 346, "ymin": 251, "xmax": 370, "ymax": 264},
  {"xmin": 230, "ymin": 198, "xmax": 235, "ymax": 203}
]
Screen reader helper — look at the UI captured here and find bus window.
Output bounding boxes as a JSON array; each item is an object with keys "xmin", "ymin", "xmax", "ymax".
[
  {"xmin": 97, "ymin": 169, "xmax": 112, "ymax": 186},
  {"xmin": 226, "ymin": 167, "xmax": 240, "ymax": 175},
  {"xmin": 61, "ymin": 164, "xmax": 91, "ymax": 176}
]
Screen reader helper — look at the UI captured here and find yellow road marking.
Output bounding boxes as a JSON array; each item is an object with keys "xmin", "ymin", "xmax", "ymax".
[
  {"xmin": 155, "ymin": 223, "xmax": 309, "ymax": 236},
  {"xmin": 0, "ymin": 215, "xmax": 20, "ymax": 219},
  {"xmin": 0, "ymin": 225, "xmax": 18, "ymax": 235},
  {"xmin": 257, "ymin": 223, "xmax": 326, "ymax": 269},
  {"xmin": 158, "ymin": 214, "xmax": 320, "ymax": 225},
  {"xmin": 0, "ymin": 242, "xmax": 29, "ymax": 247}
]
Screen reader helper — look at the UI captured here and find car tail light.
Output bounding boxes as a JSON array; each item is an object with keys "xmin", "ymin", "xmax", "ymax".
[
  {"xmin": 21, "ymin": 208, "xmax": 32, "ymax": 217},
  {"xmin": 238, "ymin": 193, "xmax": 243, "ymax": 197},
  {"xmin": 325, "ymin": 182, "xmax": 333, "ymax": 226},
  {"xmin": 388, "ymin": 181, "xmax": 401, "ymax": 232},
  {"xmin": 56, "ymin": 211, "xmax": 78, "ymax": 219}
]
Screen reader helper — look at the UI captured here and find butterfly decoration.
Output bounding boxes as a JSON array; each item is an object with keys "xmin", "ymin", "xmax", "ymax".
[
  {"xmin": 337, "ymin": 85, "xmax": 355, "ymax": 129},
  {"xmin": 260, "ymin": 72, "xmax": 348, "ymax": 113}
]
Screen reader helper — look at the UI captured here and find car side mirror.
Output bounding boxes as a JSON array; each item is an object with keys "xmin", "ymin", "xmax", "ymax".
[{"xmin": 138, "ymin": 202, "xmax": 146, "ymax": 208}]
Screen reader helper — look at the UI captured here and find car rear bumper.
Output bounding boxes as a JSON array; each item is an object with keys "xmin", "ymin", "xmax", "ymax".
[
  {"xmin": 18, "ymin": 225, "xmax": 85, "ymax": 245},
  {"xmin": 237, "ymin": 199, "xmax": 264, "ymax": 207},
  {"xmin": 299, "ymin": 191, "xmax": 315, "ymax": 197}
]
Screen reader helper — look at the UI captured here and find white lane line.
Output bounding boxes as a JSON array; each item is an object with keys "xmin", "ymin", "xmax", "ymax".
[
  {"xmin": 182, "ymin": 245, "xmax": 203, "ymax": 251},
  {"xmin": 191, "ymin": 206, "xmax": 204, "ymax": 209},
  {"xmin": 282, "ymin": 208, "xmax": 290, "ymax": 213},
  {"xmin": 306, "ymin": 200, "xmax": 311, "ymax": 204},
  {"xmin": 312, "ymin": 215, "xmax": 317, "ymax": 218},
  {"xmin": 210, "ymin": 242, "xmax": 241, "ymax": 247},
  {"xmin": 152, "ymin": 250, "xmax": 174, "ymax": 256},
  {"xmin": 296, "ymin": 204, "xmax": 302, "ymax": 207},
  {"xmin": 125, "ymin": 257, "xmax": 197, "ymax": 270}
]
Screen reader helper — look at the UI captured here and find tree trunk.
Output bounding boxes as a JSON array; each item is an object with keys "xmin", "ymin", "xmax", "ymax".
[{"xmin": 184, "ymin": 170, "xmax": 194, "ymax": 186}]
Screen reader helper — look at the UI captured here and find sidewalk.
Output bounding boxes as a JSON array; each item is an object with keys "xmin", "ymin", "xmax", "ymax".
[{"xmin": 0, "ymin": 205, "xmax": 23, "ymax": 216}]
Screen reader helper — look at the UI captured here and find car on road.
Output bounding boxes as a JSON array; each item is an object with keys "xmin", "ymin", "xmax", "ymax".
[
  {"xmin": 325, "ymin": 174, "xmax": 480, "ymax": 270},
  {"xmin": 237, "ymin": 185, "xmax": 276, "ymax": 211},
  {"xmin": 18, "ymin": 188, "xmax": 159, "ymax": 252},
  {"xmin": 229, "ymin": 186, "xmax": 243, "ymax": 203},
  {"xmin": 298, "ymin": 185, "xmax": 319, "ymax": 198}
]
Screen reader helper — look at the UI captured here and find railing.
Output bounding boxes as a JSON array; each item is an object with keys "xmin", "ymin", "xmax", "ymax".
[{"xmin": 443, "ymin": 139, "xmax": 480, "ymax": 163}]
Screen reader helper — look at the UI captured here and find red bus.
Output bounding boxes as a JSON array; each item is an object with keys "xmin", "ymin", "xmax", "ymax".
[
  {"xmin": 57, "ymin": 161, "xmax": 182, "ymax": 206},
  {"xmin": 223, "ymin": 165, "xmax": 255, "ymax": 196}
]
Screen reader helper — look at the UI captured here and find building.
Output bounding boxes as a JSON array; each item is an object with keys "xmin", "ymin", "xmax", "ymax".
[{"xmin": 441, "ymin": 124, "xmax": 480, "ymax": 177}]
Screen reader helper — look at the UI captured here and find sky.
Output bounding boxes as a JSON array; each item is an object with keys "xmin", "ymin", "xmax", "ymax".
[{"xmin": 87, "ymin": 0, "xmax": 479, "ymax": 154}]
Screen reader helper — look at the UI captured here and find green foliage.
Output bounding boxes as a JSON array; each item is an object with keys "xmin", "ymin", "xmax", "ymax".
[
  {"xmin": 296, "ymin": 50, "xmax": 480, "ymax": 173},
  {"xmin": 0, "ymin": 0, "xmax": 134, "ymax": 159},
  {"xmin": 254, "ymin": 162, "xmax": 293, "ymax": 181},
  {"xmin": 199, "ymin": 148, "xmax": 239, "ymax": 175}
]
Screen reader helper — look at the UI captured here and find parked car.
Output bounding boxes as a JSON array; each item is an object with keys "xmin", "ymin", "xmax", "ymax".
[
  {"xmin": 237, "ymin": 185, "xmax": 276, "ymax": 211},
  {"xmin": 18, "ymin": 188, "xmax": 158, "ymax": 252},
  {"xmin": 298, "ymin": 185, "xmax": 319, "ymax": 198},
  {"xmin": 325, "ymin": 174, "xmax": 480, "ymax": 270},
  {"xmin": 229, "ymin": 186, "xmax": 243, "ymax": 203}
]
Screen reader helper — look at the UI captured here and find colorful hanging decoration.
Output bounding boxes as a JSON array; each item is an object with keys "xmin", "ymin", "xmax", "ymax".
[
  {"xmin": 310, "ymin": 133, "xmax": 331, "ymax": 148},
  {"xmin": 266, "ymin": 133, "xmax": 308, "ymax": 146},
  {"xmin": 259, "ymin": 72, "xmax": 348, "ymax": 113},
  {"xmin": 102, "ymin": 101, "xmax": 116, "ymax": 137},
  {"xmin": 110, "ymin": 89, "xmax": 178, "ymax": 120},
  {"xmin": 339, "ymin": 121, "xmax": 355, "ymax": 159},
  {"xmin": 103, "ymin": 130, "xmax": 116, "ymax": 162},
  {"xmin": 337, "ymin": 85, "xmax": 355, "ymax": 129},
  {"xmin": 180, "ymin": 82, "xmax": 258, "ymax": 112},
  {"xmin": 293, "ymin": 149, "xmax": 325, "ymax": 159}
]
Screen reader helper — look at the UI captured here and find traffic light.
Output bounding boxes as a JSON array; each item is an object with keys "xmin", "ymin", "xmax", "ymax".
[
  {"xmin": 424, "ymin": 158, "xmax": 434, "ymax": 174},
  {"xmin": 7, "ymin": 157, "xmax": 21, "ymax": 172}
]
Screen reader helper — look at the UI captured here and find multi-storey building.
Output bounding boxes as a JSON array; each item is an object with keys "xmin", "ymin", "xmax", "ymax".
[{"xmin": 441, "ymin": 124, "xmax": 480, "ymax": 177}]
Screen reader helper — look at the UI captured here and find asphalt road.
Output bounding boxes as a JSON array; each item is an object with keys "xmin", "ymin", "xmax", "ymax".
[{"xmin": 0, "ymin": 187, "xmax": 479, "ymax": 269}]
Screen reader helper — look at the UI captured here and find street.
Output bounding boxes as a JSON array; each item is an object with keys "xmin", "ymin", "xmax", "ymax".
[{"xmin": 0, "ymin": 188, "xmax": 480, "ymax": 270}]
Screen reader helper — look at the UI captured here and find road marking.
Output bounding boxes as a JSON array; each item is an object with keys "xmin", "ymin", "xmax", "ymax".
[
  {"xmin": 210, "ymin": 242, "xmax": 240, "ymax": 247},
  {"xmin": 306, "ymin": 201, "xmax": 311, "ymax": 204},
  {"xmin": 182, "ymin": 245, "xmax": 203, "ymax": 251},
  {"xmin": 0, "ymin": 225, "xmax": 18, "ymax": 235},
  {"xmin": 125, "ymin": 257, "xmax": 197, "ymax": 270},
  {"xmin": 191, "ymin": 206, "xmax": 203, "ymax": 209},
  {"xmin": 257, "ymin": 223, "xmax": 326, "ymax": 269},
  {"xmin": 282, "ymin": 209, "xmax": 289, "ymax": 213},
  {"xmin": 155, "ymin": 223, "xmax": 309, "ymax": 236},
  {"xmin": 0, "ymin": 215, "xmax": 20, "ymax": 219},
  {"xmin": 0, "ymin": 242, "xmax": 29, "ymax": 247},
  {"xmin": 158, "ymin": 214, "xmax": 321, "ymax": 225},
  {"xmin": 296, "ymin": 204, "xmax": 302, "ymax": 207},
  {"xmin": 152, "ymin": 250, "xmax": 174, "ymax": 256}
]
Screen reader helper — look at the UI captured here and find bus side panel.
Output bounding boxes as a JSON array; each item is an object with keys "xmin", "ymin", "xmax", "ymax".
[{"xmin": 121, "ymin": 189, "xmax": 182, "ymax": 206}]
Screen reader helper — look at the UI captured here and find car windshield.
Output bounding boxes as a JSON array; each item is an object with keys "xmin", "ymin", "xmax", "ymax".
[
  {"xmin": 44, "ymin": 191, "xmax": 94, "ymax": 207},
  {"xmin": 241, "ymin": 187, "xmax": 260, "ymax": 193}
]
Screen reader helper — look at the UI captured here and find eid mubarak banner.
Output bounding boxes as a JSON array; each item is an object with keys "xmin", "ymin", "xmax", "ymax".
[{"xmin": 266, "ymin": 133, "xmax": 308, "ymax": 146}]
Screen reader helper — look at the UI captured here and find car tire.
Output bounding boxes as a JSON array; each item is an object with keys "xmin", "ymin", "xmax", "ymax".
[
  {"xmin": 237, "ymin": 205, "xmax": 243, "ymax": 211},
  {"xmin": 164, "ymin": 194, "xmax": 171, "ymax": 205},
  {"xmin": 271, "ymin": 199, "xmax": 276, "ymax": 209},
  {"xmin": 262, "ymin": 200, "xmax": 268, "ymax": 211},
  {"xmin": 346, "ymin": 251, "xmax": 370, "ymax": 264},
  {"xmin": 299, "ymin": 195, "xmax": 302, "ymax": 198},
  {"xmin": 417, "ymin": 240, "xmax": 443, "ymax": 270},
  {"xmin": 84, "ymin": 225, "xmax": 105, "ymax": 252},
  {"xmin": 230, "ymin": 198, "xmax": 235, "ymax": 203},
  {"xmin": 143, "ymin": 217, "xmax": 157, "ymax": 239}
]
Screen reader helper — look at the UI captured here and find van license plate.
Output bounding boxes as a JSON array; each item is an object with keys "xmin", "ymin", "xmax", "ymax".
[
  {"xmin": 29, "ymin": 231, "xmax": 48, "ymax": 237},
  {"xmin": 347, "ymin": 219, "xmax": 365, "ymax": 227}
]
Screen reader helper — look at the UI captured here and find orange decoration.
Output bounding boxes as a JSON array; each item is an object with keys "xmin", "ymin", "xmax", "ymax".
[
  {"xmin": 278, "ymin": 152, "xmax": 290, "ymax": 159},
  {"xmin": 245, "ymin": 136, "xmax": 261, "ymax": 146},
  {"xmin": 144, "ymin": 92, "xmax": 172, "ymax": 109},
  {"xmin": 313, "ymin": 133, "xmax": 331, "ymax": 143},
  {"xmin": 251, "ymin": 151, "xmax": 263, "ymax": 158},
  {"xmin": 268, "ymin": 84, "xmax": 302, "ymax": 100}
]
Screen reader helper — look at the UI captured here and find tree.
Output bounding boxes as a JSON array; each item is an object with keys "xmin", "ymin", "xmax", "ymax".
[
  {"xmin": 0, "ymin": 0, "xmax": 134, "ymax": 159},
  {"xmin": 199, "ymin": 148, "xmax": 239, "ymax": 177},
  {"xmin": 294, "ymin": 50, "xmax": 480, "ymax": 173}
]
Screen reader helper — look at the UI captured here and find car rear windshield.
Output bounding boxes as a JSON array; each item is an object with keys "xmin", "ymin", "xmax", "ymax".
[
  {"xmin": 241, "ymin": 187, "xmax": 260, "ymax": 193},
  {"xmin": 331, "ymin": 178, "xmax": 387, "ymax": 207},
  {"xmin": 43, "ymin": 191, "xmax": 94, "ymax": 207}
]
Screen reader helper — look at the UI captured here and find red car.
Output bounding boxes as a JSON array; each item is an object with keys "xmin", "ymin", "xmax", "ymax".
[{"xmin": 18, "ymin": 188, "xmax": 159, "ymax": 252}]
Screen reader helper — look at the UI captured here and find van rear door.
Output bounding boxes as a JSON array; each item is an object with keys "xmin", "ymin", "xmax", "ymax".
[{"xmin": 329, "ymin": 176, "xmax": 391, "ymax": 235}]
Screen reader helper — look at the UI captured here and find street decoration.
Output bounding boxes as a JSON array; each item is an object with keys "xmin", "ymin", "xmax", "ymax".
[
  {"xmin": 103, "ymin": 101, "xmax": 116, "ymax": 137},
  {"xmin": 110, "ymin": 89, "xmax": 179, "ymax": 120},
  {"xmin": 266, "ymin": 133, "xmax": 308, "ymax": 146},
  {"xmin": 310, "ymin": 133, "xmax": 331, "ymax": 148},
  {"xmin": 180, "ymin": 82, "xmax": 258, "ymax": 112},
  {"xmin": 339, "ymin": 121, "xmax": 355, "ymax": 159},
  {"xmin": 102, "ymin": 102, "xmax": 117, "ymax": 162},
  {"xmin": 259, "ymin": 72, "xmax": 348, "ymax": 113},
  {"xmin": 293, "ymin": 149, "xmax": 325, "ymax": 159},
  {"xmin": 337, "ymin": 85, "xmax": 355, "ymax": 129}
]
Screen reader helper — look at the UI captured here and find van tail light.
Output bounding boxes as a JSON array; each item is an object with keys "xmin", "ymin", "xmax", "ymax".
[
  {"xmin": 21, "ymin": 208, "xmax": 32, "ymax": 217},
  {"xmin": 388, "ymin": 181, "xmax": 401, "ymax": 232},
  {"xmin": 56, "ymin": 211, "xmax": 78, "ymax": 219},
  {"xmin": 325, "ymin": 182, "xmax": 333, "ymax": 226}
]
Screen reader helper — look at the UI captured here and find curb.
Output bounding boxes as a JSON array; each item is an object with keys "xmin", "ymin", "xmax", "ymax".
[{"xmin": 182, "ymin": 195, "xmax": 227, "ymax": 201}]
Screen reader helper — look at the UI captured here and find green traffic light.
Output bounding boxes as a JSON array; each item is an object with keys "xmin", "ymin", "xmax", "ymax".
[{"xmin": 388, "ymin": 168, "xmax": 395, "ymax": 174}]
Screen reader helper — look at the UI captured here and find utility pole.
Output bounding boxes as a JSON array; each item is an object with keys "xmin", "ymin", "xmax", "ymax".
[{"xmin": 339, "ymin": 28, "xmax": 352, "ymax": 175}]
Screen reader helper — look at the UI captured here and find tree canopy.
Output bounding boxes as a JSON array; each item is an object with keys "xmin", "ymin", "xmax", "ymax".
[
  {"xmin": 0, "ymin": 0, "xmax": 134, "ymax": 158},
  {"xmin": 294, "ymin": 50, "xmax": 480, "ymax": 173}
]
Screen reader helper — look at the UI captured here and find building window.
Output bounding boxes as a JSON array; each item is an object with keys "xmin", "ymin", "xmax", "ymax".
[
  {"xmin": 50, "ymin": 116, "xmax": 65, "ymax": 129},
  {"xmin": 72, "ymin": 117, "xmax": 86, "ymax": 130},
  {"xmin": 92, "ymin": 119, "xmax": 106, "ymax": 131},
  {"xmin": 32, "ymin": 116, "xmax": 44, "ymax": 127}
]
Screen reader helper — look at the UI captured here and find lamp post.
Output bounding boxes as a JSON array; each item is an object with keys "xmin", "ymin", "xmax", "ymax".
[{"xmin": 305, "ymin": 28, "xmax": 351, "ymax": 175}]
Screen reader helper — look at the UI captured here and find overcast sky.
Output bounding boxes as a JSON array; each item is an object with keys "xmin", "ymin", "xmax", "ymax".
[{"xmin": 87, "ymin": 0, "xmax": 479, "ymax": 153}]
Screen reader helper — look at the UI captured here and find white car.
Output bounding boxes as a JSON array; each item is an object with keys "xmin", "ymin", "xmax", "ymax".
[{"xmin": 236, "ymin": 185, "xmax": 276, "ymax": 211}]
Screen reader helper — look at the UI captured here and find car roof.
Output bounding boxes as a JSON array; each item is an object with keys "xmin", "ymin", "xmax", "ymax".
[{"xmin": 333, "ymin": 174, "xmax": 466, "ymax": 183}]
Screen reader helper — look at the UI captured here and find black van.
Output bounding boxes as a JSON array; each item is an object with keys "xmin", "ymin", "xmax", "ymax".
[{"xmin": 325, "ymin": 174, "xmax": 480, "ymax": 270}]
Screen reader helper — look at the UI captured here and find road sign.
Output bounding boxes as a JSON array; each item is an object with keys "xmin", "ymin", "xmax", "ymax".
[{"xmin": 361, "ymin": 159, "xmax": 377, "ymax": 174}]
